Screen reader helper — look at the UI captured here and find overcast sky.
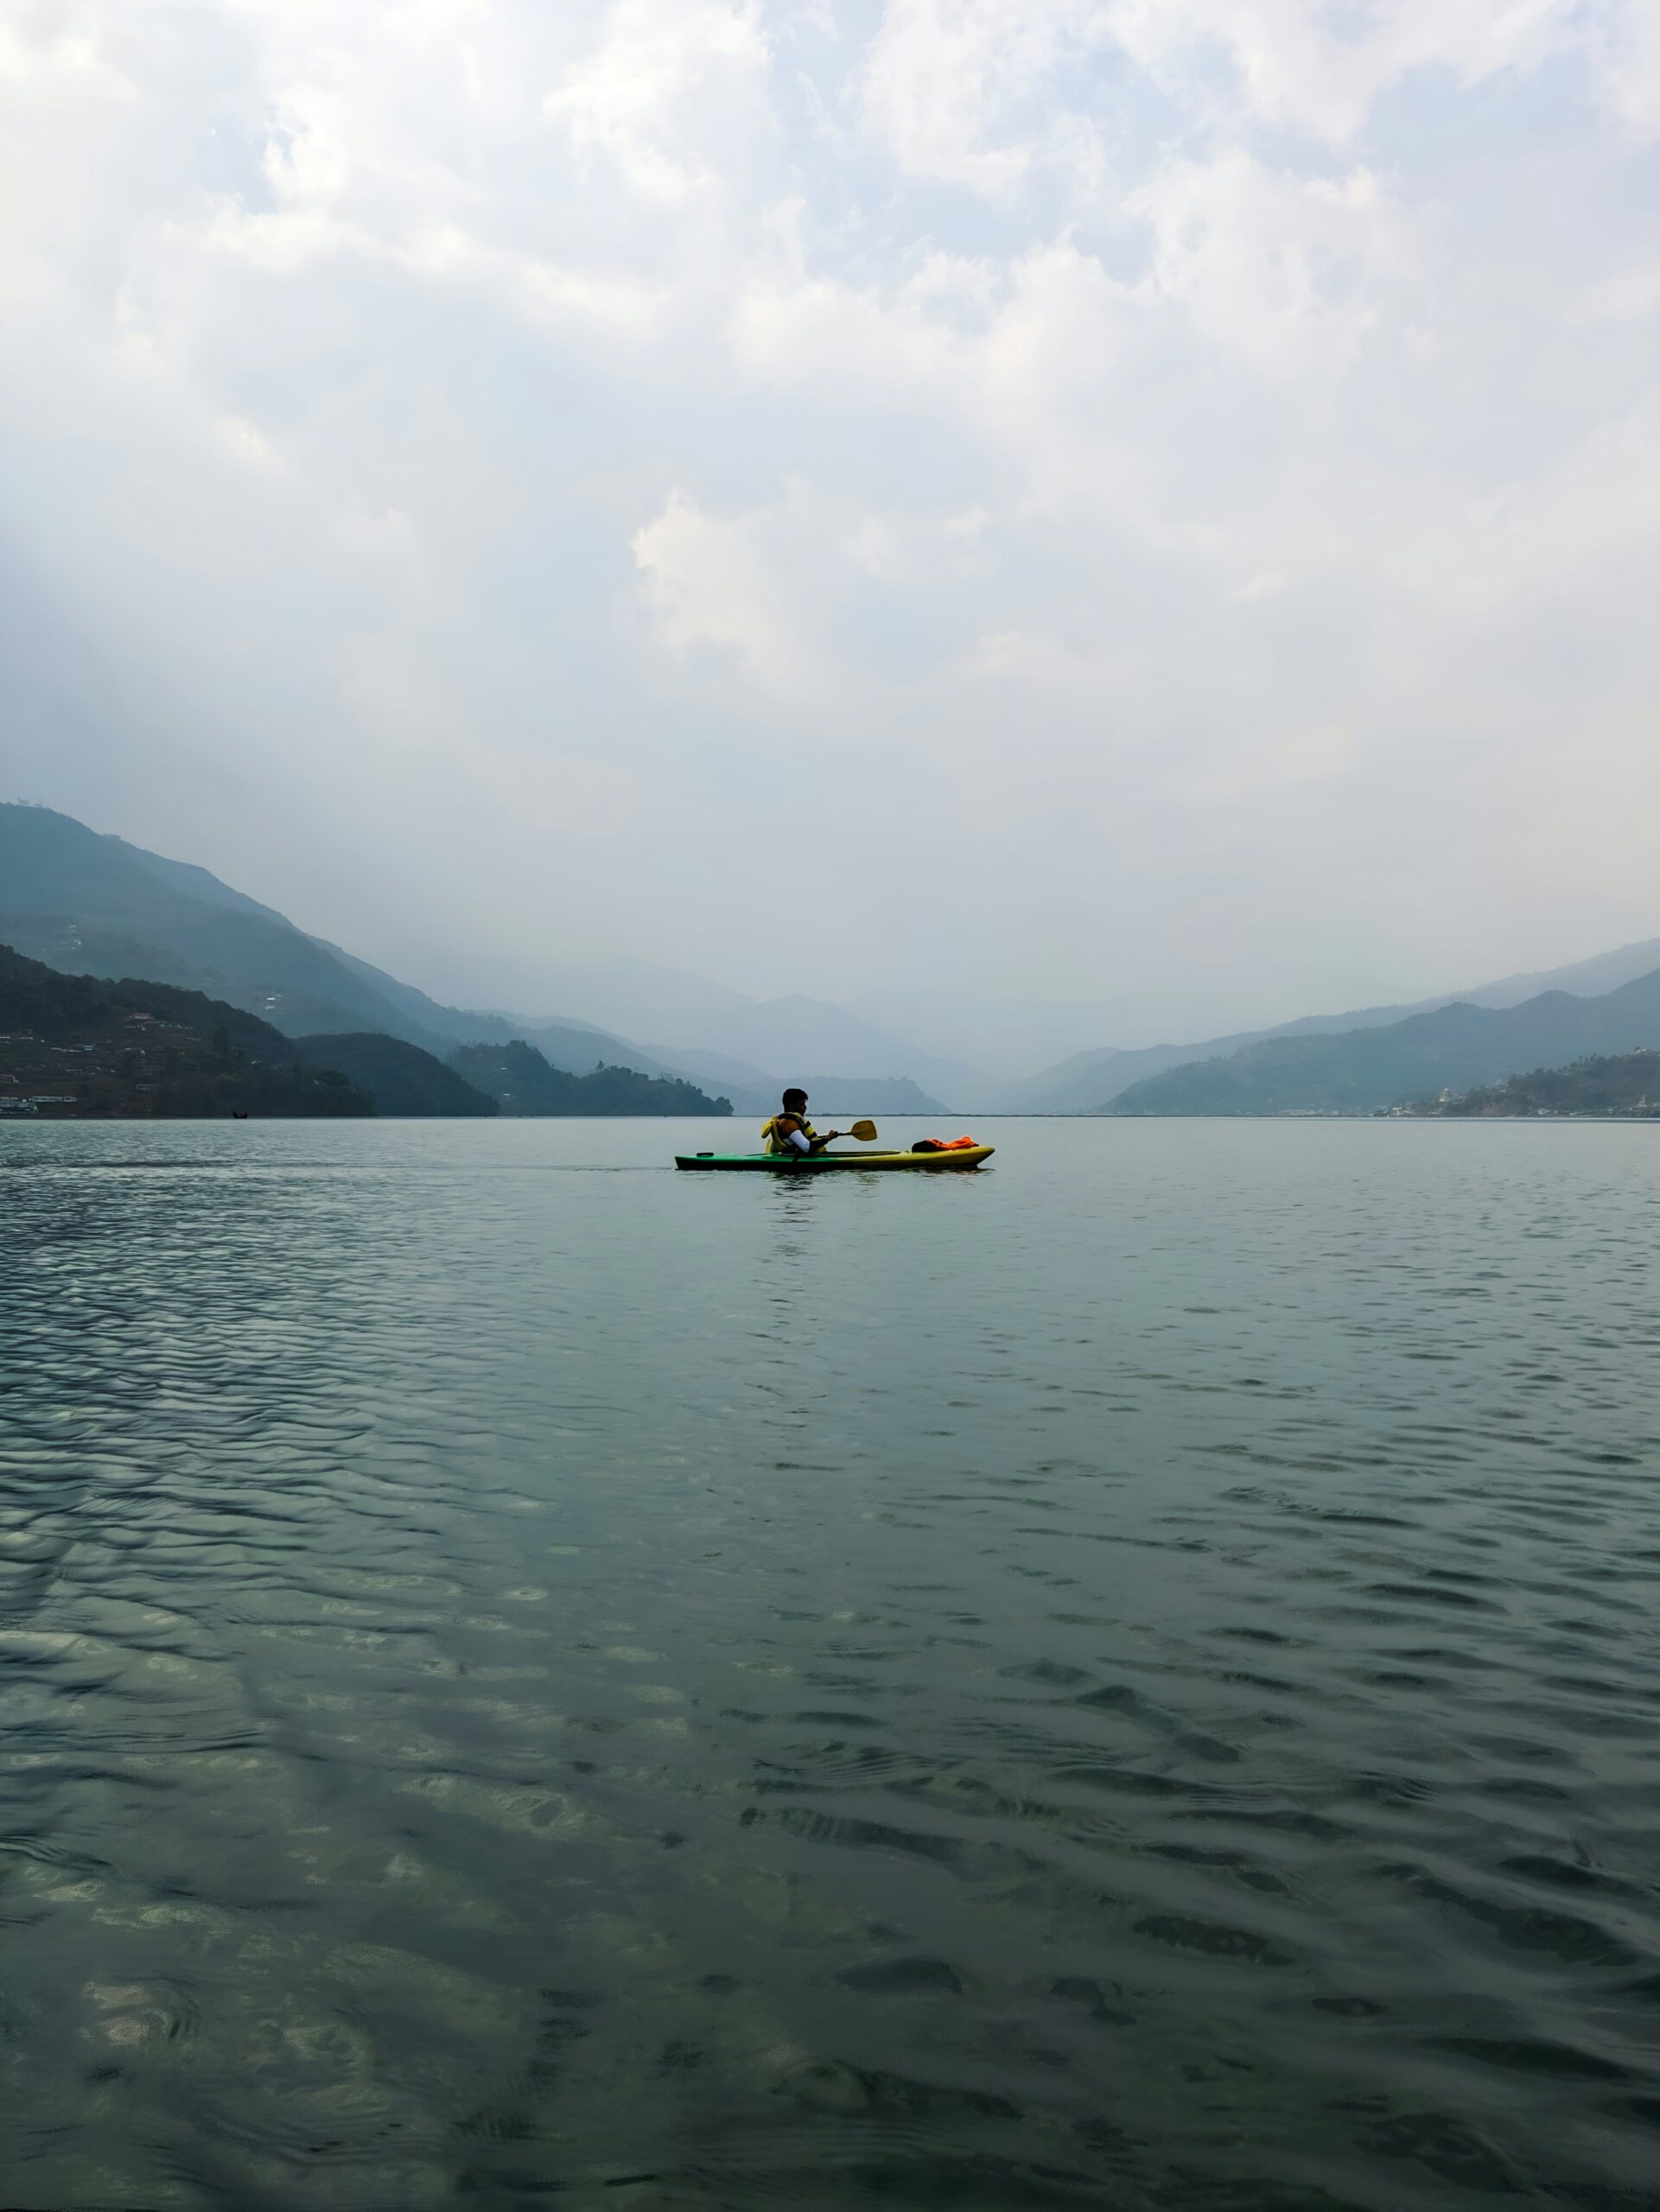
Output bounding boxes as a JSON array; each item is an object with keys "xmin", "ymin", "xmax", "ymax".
[{"xmin": 2, "ymin": 0, "xmax": 1657, "ymax": 1044}]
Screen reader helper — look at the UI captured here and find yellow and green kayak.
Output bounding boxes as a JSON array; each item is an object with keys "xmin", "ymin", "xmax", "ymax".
[{"xmin": 675, "ymin": 1146, "xmax": 995, "ymax": 1173}]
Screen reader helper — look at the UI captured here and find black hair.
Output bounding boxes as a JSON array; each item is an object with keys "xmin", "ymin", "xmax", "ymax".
[{"xmin": 781, "ymin": 1087, "xmax": 807, "ymax": 1108}]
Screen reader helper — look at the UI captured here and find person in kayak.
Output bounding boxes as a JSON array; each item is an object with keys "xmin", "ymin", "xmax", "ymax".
[{"xmin": 760, "ymin": 1088, "xmax": 848, "ymax": 1159}]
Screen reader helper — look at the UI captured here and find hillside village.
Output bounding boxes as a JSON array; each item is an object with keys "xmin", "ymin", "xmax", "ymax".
[{"xmin": 0, "ymin": 1005, "xmax": 224, "ymax": 1116}]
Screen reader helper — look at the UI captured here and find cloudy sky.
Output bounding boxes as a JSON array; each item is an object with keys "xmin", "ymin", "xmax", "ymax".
[{"xmin": 2, "ymin": 0, "xmax": 1656, "ymax": 1046}]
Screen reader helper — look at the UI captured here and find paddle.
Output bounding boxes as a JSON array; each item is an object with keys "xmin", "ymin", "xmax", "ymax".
[{"xmin": 848, "ymin": 1119, "xmax": 879, "ymax": 1143}]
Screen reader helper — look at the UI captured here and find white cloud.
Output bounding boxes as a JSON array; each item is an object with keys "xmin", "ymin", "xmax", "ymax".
[
  {"xmin": 1571, "ymin": 260, "xmax": 1660, "ymax": 321},
  {"xmin": 0, "ymin": 16, "xmax": 133, "ymax": 105},
  {"xmin": 1129, "ymin": 149, "xmax": 1415, "ymax": 378},
  {"xmin": 1103, "ymin": 0, "xmax": 1577, "ymax": 145},
  {"xmin": 544, "ymin": 0, "xmax": 770, "ymax": 202},
  {"xmin": 1231, "ymin": 570, "xmax": 1290, "ymax": 602},
  {"xmin": 3, "ymin": 0, "xmax": 1657, "ymax": 1018},
  {"xmin": 859, "ymin": 0, "xmax": 1104, "ymax": 196},
  {"xmin": 962, "ymin": 626, "xmax": 1147, "ymax": 701},
  {"xmin": 629, "ymin": 481, "xmax": 1003, "ymax": 696},
  {"xmin": 1593, "ymin": 0, "xmax": 1660, "ymax": 138},
  {"xmin": 728, "ymin": 237, "xmax": 1139, "ymax": 510},
  {"xmin": 631, "ymin": 489, "xmax": 812, "ymax": 692},
  {"xmin": 845, "ymin": 504, "xmax": 992, "ymax": 582},
  {"xmin": 728, "ymin": 245, "xmax": 982, "ymax": 397},
  {"xmin": 211, "ymin": 414, "xmax": 286, "ymax": 474}
]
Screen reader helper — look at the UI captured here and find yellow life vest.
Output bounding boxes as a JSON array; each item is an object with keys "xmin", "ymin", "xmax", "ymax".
[{"xmin": 760, "ymin": 1112, "xmax": 817, "ymax": 1155}]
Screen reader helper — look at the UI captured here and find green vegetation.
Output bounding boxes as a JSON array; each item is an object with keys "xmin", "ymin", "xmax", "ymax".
[
  {"xmin": 297, "ymin": 1033, "xmax": 497, "ymax": 1116},
  {"xmin": 1, "ymin": 945, "xmax": 281, "ymax": 1052},
  {"xmin": 1402, "ymin": 1050, "xmax": 1660, "ymax": 1118},
  {"xmin": 0, "ymin": 943, "xmax": 372, "ymax": 1117},
  {"xmin": 448, "ymin": 1039, "xmax": 731, "ymax": 1116}
]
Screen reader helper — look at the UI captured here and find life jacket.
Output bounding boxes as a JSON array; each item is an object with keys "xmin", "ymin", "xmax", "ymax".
[{"xmin": 760, "ymin": 1112, "xmax": 816, "ymax": 1155}]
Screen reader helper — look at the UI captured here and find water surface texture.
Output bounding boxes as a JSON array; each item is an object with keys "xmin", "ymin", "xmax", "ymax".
[{"xmin": 3, "ymin": 1118, "xmax": 1657, "ymax": 2210}]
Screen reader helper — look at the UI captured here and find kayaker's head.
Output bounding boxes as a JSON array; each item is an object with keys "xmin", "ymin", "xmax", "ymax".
[{"xmin": 781, "ymin": 1087, "xmax": 808, "ymax": 1113}]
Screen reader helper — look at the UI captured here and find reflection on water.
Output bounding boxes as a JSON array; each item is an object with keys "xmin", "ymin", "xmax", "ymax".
[{"xmin": 3, "ymin": 1117, "xmax": 1658, "ymax": 2210}]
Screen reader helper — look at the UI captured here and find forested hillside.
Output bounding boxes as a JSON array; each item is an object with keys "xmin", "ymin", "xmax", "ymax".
[
  {"xmin": 449, "ymin": 1040, "xmax": 730, "ymax": 1116},
  {"xmin": 1407, "ymin": 1050, "xmax": 1660, "ymax": 1118},
  {"xmin": 296, "ymin": 1033, "xmax": 497, "ymax": 1116},
  {"xmin": 0, "ymin": 944, "xmax": 372, "ymax": 1117}
]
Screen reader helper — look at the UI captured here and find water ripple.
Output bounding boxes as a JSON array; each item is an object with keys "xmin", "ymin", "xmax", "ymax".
[{"xmin": 3, "ymin": 1116, "xmax": 1658, "ymax": 2209}]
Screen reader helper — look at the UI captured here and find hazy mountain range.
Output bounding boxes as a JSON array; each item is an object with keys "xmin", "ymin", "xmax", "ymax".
[
  {"xmin": 1110, "ymin": 969, "xmax": 1660, "ymax": 1116},
  {"xmin": 1014, "ymin": 937, "xmax": 1660, "ymax": 1114},
  {"xmin": 0, "ymin": 804, "xmax": 950, "ymax": 1116},
  {"xmin": 3, "ymin": 803, "xmax": 1658, "ymax": 1118}
]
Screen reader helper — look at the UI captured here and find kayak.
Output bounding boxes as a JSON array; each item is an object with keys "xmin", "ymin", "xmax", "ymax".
[{"xmin": 675, "ymin": 1146, "xmax": 995, "ymax": 1173}]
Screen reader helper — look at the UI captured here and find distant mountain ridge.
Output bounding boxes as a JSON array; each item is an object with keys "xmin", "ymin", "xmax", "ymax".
[
  {"xmin": 1, "ymin": 806, "xmax": 437, "ymax": 1042},
  {"xmin": 6, "ymin": 803, "xmax": 1657, "ymax": 1114},
  {"xmin": 0, "ymin": 804, "xmax": 720, "ymax": 1088},
  {"xmin": 647, "ymin": 991, "xmax": 983, "ymax": 1110},
  {"xmin": 0, "ymin": 803, "xmax": 970, "ymax": 1106},
  {"xmin": 1110, "ymin": 970, "xmax": 1660, "ymax": 1116},
  {"xmin": 1014, "ymin": 937, "xmax": 1660, "ymax": 1112}
]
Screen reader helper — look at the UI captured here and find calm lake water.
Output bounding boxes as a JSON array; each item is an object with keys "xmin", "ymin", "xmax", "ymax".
[{"xmin": 3, "ymin": 1117, "xmax": 1657, "ymax": 2211}]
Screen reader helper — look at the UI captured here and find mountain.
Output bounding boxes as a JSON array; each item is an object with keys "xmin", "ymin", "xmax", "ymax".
[
  {"xmin": 0, "ymin": 804, "xmax": 448, "ymax": 1044},
  {"xmin": 785, "ymin": 1077, "xmax": 950, "ymax": 1116},
  {"xmin": 1008, "ymin": 1013, "xmax": 1442, "ymax": 1113},
  {"xmin": 14, "ymin": 802, "xmax": 1660, "ymax": 1116},
  {"xmin": 0, "ymin": 804, "xmax": 714, "ymax": 1081},
  {"xmin": 654, "ymin": 992, "xmax": 988, "ymax": 1108},
  {"xmin": 296, "ymin": 1033, "xmax": 497, "ymax": 1117},
  {"xmin": 839, "ymin": 986, "xmax": 1167, "ymax": 1085},
  {"xmin": 1108, "ymin": 970, "xmax": 1660, "ymax": 1116},
  {"xmin": 1452, "ymin": 938, "xmax": 1660, "ymax": 1009},
  {"xmin": 1016, "ymin": 936, "xmax": 1660, "ymax": 1112},
  {"xmin": 0, "ymin": 943, "xmax": 372, "ymax": 1117},
  {"xmin": 397, "ymin": 952, "xmax": 753, "ymax": 1047},
  {"xmin": 0, "ymin": 805, "xmax": 1003, "ymax": 1102},
  {"xmin": 638, "ymin": 1045, "xmax": 782, "ymax": 1116},
  {"xmin": 1010, "ymin": 1040, "xmax": 1224, "ymax": 1114},
  {"xmin": 487, "ymin": 1012, "xmax": 685, "ymax": 1081},
  {"xmin": 297, "ymin": 941, "xmax": 664, "ymax": 1074},
  {"xmin": 448, "ymin": 1041, "xmax": 730, "ymax": 1116},
  {"xmin": 291, "ymin": 941, "xmax": 994, "ymax": 1101},
  {"xmin": 441, "ymin": 962, "xmax": 978, "ymax": 1097},
  {"xmin": 410, "ymin": 957, "xmax": 999, "ymax": 1103},
  {"xmin": 1406, "ymin": 1048, "xmax": 1660, "ymax": 1118},
  {"xmin": 651, "ymin": 1049, "xmax": 950, "ymax": 1118},
  {"xmin": 106, "ymin": 835, "xmax": 298, "ymax": 928}
]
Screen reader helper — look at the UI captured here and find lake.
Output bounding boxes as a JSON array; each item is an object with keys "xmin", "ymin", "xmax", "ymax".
[{"xmin": 3, "ymin": 1117, "xmax": 1657, "ymax": 2210}]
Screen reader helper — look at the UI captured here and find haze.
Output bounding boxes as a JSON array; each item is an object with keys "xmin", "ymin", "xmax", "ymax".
[{"xmin": 2, "ymin": 1, "xmax": 1656, "ymax": 1058}]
